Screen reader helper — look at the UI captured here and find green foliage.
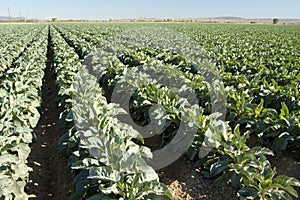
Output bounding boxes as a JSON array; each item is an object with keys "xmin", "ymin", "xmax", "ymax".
[
  {"xmin": 52, "ymin": 23, "xmax": 300, "ymax": 200},
  {"xmin": 0, "ymin": 25, "xmax": 48, "ymax": 199},
  {"xmin": 1, "ymin": 23, "xmax": 297, "ymax": 199},
  {"xmin": 198, "ymin": 122, "xmax": 300, "ymax": 200},
  {"xmin": 0, "ymin": 24, "xmax": 44, "ymax": 77},
  {"xmin": 51, "ymin": 26, "xmax": 172, "ymax": 199},
  {"xmin": 69, "ymin": 68, "xmax": 172, "ymax": 199}
]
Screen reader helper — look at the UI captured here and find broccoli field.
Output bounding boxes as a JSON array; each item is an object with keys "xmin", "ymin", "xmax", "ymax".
[{"xmin": 0, "ymin": 23, "xmax": 300, "ymax": 200}]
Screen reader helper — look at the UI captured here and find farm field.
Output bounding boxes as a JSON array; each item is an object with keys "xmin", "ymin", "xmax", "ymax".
[{"xmin": 0, "ymin": 22, "xmax": 300, "ymax": 200}]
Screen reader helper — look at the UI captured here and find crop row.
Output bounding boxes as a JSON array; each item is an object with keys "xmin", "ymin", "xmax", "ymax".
[
  {"xmin": 0, "ymin": 25, "xmax": 48, "ymax": 200},
  {"xmin": 0, "ymin": 23, "xmax": 299, "ymax": 199},
  {"xmin": 89, "ymin": 28, "xmax": 300, "ymax": 199},
  {"xmin": 55, "ymin": 23, "xmax": 300, "ymax": 156},
  {"xmin": 0, "ymin": 24, "xmax": 44, "ymax": 77},
  {"xmin": 53, "ymin": 23, "xmax": 300, "ymax": 199},
  {"xmin": 49, "ymin": 26, "xmax": 172, "ymax": 199}
]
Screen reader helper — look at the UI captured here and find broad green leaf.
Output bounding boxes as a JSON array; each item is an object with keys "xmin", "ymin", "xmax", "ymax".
[
  {"xmin": 272, "ymin": 132, "xmax": 293, "ymax": 156},
  {"xmin": 88, "ymin": 166, "xmax": 122, "ymax": 183},
  {"xmin": 210, "ymin": 156, "xmax": 229, "ymax": 176},
  {"xmin": 237, "ymin": 186, "xmax": 259, "ymax": 199}
]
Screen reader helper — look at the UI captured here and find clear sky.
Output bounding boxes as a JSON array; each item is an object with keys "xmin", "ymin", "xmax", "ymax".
[{"xmin": 0, "ymin": 0, "xmax": 299, "ymax": 20}]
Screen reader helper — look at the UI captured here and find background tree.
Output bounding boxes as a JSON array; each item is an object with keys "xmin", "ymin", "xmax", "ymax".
[
  {"xmin": 52, "ymin": 17, "xmax": 58, "ymax": 22},
  {"xmin": 273, "ymin": 18, "xmax": 279, "ymax": 24}
]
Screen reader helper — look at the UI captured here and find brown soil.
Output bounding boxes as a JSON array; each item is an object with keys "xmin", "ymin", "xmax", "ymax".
[
  {"xmin": 25, "ymin": 31, "xmax": 73, "ymax": 199},
  {"xmin": 158, "ymin": 156, "xmax": 237, "ymax": 200}
]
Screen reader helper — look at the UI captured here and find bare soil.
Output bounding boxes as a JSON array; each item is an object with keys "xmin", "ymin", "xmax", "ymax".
[{"xmin": 158, "ymin": 156, "xmax": 237, "ymax": 200}]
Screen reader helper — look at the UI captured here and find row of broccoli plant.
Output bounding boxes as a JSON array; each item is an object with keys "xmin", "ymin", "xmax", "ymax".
[
  {"xmin": 53, "ymin": 23, "xmax": 300, "ymax": 157},
  {"xmin": 186, "ymin": 24, "xmax": 300, "ymax": 155},
  {"xmin": 55, "ymin": 24, "xmax": 103, "ymax": 48},
  {"xmin": 140, "ymin": 45, "xmax": 300, "ymax": 157},
  {"xmin": 85, "ymin": 34, "xmax": 300, "ymax": 199},
  {"xmin": 53, "ymin": 24, "xmax": 128, "ymax": 61},
  {"xmin": 0, "ymin": 25, "xmax": 44, "ymax": 77},
  {"xmin": 49, "ymin": 25, "xmax": 172, "ymax": 199},
  {"xmin": 54, "ymin": 23, "xmax": 126, "ymax": 52},
  {"xmin": 0, "ymin": 25, "xmax": 48, "ymax": 200},
  {"xmin": 51, "ymin": 25, "xmax": 300, "ymax": 199},
  {"xmin": 144, "ymin": 49, "xmax": 300, "ymax": 200},
  {"xmin": 53, "ymin": 25, "xmax": 95, "ymax": 59},
  {"xmin": 69, "ymin": 67, "xmax": 172, "ymax": 199}
]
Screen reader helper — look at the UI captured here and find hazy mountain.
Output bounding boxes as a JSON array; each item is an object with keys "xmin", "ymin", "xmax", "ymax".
[
  {"xmin": 1, "ymin": 15, "xmax": 299, "ymax": 24},
  {"xmin": 0, "ymin": 16, "xmax": 25, "ymax": 21},
  {"xmin": 196, "ymin": 16, "xmax": 300, "ymax": 24},
  {"xmin": 114, "ymin": 16, "xmax": 300, "ymax": 24}
]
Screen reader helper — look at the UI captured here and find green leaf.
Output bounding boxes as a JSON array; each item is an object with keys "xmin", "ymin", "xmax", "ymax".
[
  {"xmin": 270, "ymin": 190, "xmax": 293, "ymax": 200},
  {"xmin": 0, "ymin": 178, "xmax": 13, "ymax": 189},
  {"xmin": 273, "ymin": 176, "xmax": 299, "ymax": 198},
  {"xmin": 251, "ymin": 146, "xmax": 274, "ymax": 156},
  {"xmin": 272, "ymin": 132, "xmax": 293, "ymax": 156},
  {"xmin": 210, "ymin": 156, "xmax": 229, "ymax": 176},
  {"xmin": 28, "ymin": 106, "xmax": 40, "ymax": 128},
  {"xmin": 244, "ymin": 104, "xmax": 254, "ymax": 113},
  {"xmin": 88, "ymin": 166, "xmax": 122, "ymax": 183},
  {"xmin": 255, "ymin": 99, "xmax": 264, "ymax": 116},
  {"xmin": 237, "ymin": 186, "xmax": 259, "ymax": 199},
  {"xmin": 275, "ymin": 175, "xmax": 300, "ymax": 187},
  {"xmin": 212, "ymin": 171, "xmax": 235, "ymax": 187},
  {"xmin": 12, "ymin": 143, "xmax": 31, "ymax": 160},
  {"xmin": 280, "ymin": 102, "xmax": 290, "ymax": 118},
  {"xmin": 262, "ymin": 108, "xmax": 279, "ymax": 119},
  {"xmin": 0, "ymin": 154, "xmax": 19, "ymax": 164},
  {"xmin": 139, "ymin": 181, "xmax": 173, "ymax": 200},
  {"xmin": 72, "ymin": 158, "xmax": 100, "ymax": 170}
]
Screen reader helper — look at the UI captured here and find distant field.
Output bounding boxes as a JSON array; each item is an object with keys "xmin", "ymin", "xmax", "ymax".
[{"xmin": 1, "ymin": 23, "xmax": 300, "ymax": 200}]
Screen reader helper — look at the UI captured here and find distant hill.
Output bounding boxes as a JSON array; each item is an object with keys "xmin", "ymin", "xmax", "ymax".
[
  {"xmin": 0, "ymin": 16, "xmax": 25, "ymax": 21},
  {"xmin": 1, "ymin": 15, "xmax": 299, "ymax": 24},
  {"xmin": 110, "ymin": 16, "xmax": 300, "ymax": 24},
  {"xmin": 196, "ymin": 16, "xmax": 300, "ymax": 24}
]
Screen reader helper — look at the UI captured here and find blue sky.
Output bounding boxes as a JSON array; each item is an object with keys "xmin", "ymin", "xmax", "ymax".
[{"xmin": 0, "ymin": 0, "xmax": 299, "ymax": 20}]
